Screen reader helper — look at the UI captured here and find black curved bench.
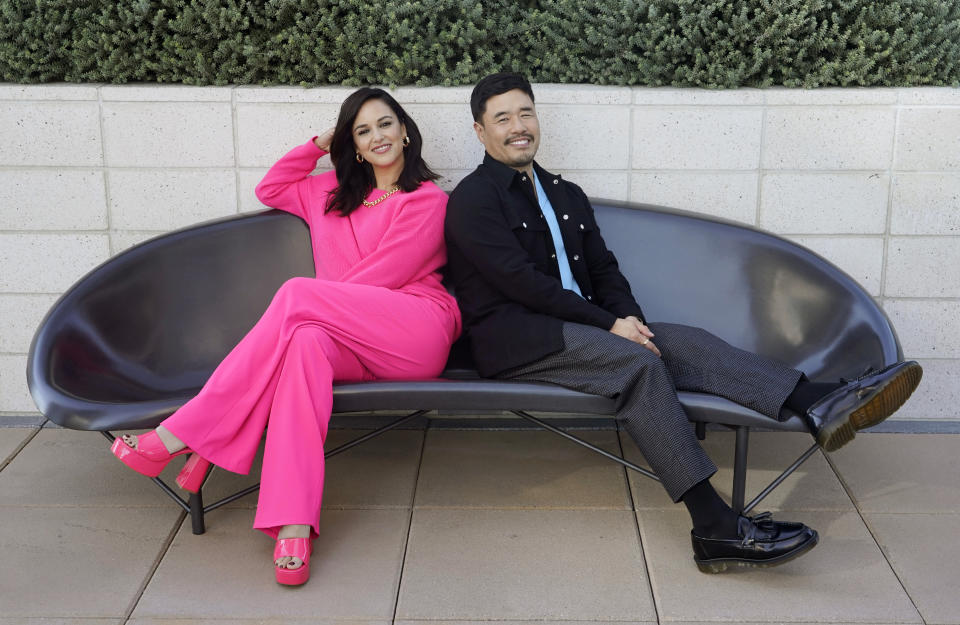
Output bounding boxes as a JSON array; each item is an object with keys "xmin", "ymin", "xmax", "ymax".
[{"xmin": 27, "ymin": 201, "xmax": 902, "ymax": 533}]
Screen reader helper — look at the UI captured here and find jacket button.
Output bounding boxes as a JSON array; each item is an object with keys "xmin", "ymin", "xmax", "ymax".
[
  {"xmin": 579, "ymin": 223, "xmax": 585, "ymax": 230},
  {"xmin": 587, "ymin": 295, "xmax": 592, "ymax": 300},
  {"xmin": 573, "ymin": 254, "xmax": 580, "ymax": 260},
  {"xmin": 522, "ymin": 222, "xmax": 527, "ymax": 228},
  {"xmin": 550, "ymin": 253, "xmax": 556, "ymax": 259},
  {"xmin": 553, "ymin": 179, "xmax": 559, "ymax": 184},
  {"xmin": 521, "ymin": 176, "xmax": 527, "ymax": 181},
  {"xmin": 562, "ymin": 214, "xmax": 569, "ymax": 220},
  {"xmin": 539, "ymin": 214, "xmax": 544, "ymax": 219}
]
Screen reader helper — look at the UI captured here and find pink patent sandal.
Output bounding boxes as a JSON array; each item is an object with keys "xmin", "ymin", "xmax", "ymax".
[
  {"xmin": 110, "ymin": 431, "xmax": 211, "ymax": 493},
  {"xmin": 274, "ymin": 537, "xmax": 312, "ymax": 586}
]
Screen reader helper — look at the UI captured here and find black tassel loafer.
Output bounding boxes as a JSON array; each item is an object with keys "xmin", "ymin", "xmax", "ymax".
[
  {"xmin": 804, "ymin": 361, "xmax": 923, "ymax": 452},
  {"xmin": 691, "ymin": 512, "xmax": 819, "ymax": 573}
]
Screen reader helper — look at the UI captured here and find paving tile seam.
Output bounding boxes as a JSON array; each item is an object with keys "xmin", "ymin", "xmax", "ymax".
[
  {"xmin": 392, "ymin": 428, "xmax": 429, "ymax": 624},
  {"xmin": 0, "ymin": 504, "xmax": 184, "ymax": 509},
  {"xmin": 618, "ymin": 429, "xmax": 661, "ymax": 625},
  {"xmin": 822, "ymin": 451, "xmax": 928, "ymax": 624},
  {"xmin": 120, "ymin": 510, "xmax": 188, "ymax": 624},
  {"xmin": 411, "ymin": 505, "xmax": 635, "ymax": 511}
]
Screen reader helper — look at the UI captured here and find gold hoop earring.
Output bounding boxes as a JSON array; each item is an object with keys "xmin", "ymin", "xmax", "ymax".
[
  {"xmin": 402, "ymin": 136, "xmax": 410, "ymax": 147},
  {"xmin": 356, "ymin": 153, "xmax": 363, "ymax": 163}
]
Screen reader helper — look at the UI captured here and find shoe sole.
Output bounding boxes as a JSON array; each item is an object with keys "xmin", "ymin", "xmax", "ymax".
[
  {"xmin": 817, "ymin": 363, "xmax": 923, "ymax": 453},
  {"xmin": 694, "ymin": 531, "xmax": 819, "ymax": 574}
]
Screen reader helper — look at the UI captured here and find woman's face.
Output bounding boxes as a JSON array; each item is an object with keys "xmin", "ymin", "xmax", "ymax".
[{"xmin": 352, "ymin": 98, "xmax": 407, "ymax": 171}]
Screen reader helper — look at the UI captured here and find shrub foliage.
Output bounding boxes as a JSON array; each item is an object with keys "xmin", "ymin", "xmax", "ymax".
[{"xmin": 2, "ymin": 0, "xmax": 958, "ymax": 87}]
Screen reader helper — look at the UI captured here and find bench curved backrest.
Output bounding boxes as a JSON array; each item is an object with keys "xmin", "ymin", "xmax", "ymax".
[{"xmin": 27, "ymin": 202, "xmax": 901, "ymax": 431}]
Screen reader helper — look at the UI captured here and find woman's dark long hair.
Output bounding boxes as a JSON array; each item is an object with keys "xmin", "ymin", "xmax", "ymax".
[{"xmin": 326, "ymin": 88, "xmax": 439, "ymax": 216}]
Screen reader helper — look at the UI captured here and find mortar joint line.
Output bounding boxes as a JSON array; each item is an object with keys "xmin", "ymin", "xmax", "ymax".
[
  {"xmin": 880, "ymin": 103, "xmax": 902, "ymax": 304},
  {"xmin": 755, "ymin": 94, "xmax": 769, "ymax": 228},
  {"xmin": 96, "ymin": 85, "xmax": 115, "ymax": 256},
  {"xmin": 626, "ymin": 101, "xmax": 636, "ymax": 202},
  {"xmin": 231, "ymin": 87, "xmax": 243, "ymax": 216}
]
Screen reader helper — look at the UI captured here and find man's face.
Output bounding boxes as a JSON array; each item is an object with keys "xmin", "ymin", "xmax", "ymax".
[{"xmin": 474, "ymin": 89, "xmax": 540, "ymax": 171}]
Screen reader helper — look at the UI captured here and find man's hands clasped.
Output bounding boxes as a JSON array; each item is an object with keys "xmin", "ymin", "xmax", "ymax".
[{"xmin": 610, "ymin": 316, "xmax": 660, "ymax": 357}]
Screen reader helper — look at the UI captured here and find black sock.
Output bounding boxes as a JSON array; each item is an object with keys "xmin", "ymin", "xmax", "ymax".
[
  {"xmin": 681, "ymin": 478, "xmax": 739, "ymax": 538},
  {"xmin": 784, "ymin": 379, "xmax": 844, "ymax": 414}
]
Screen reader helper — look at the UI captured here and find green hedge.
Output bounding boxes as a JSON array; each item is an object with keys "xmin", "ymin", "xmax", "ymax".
[{"xmin": 2, "ymin": 0, "xmax": 959, "ymax": 87}]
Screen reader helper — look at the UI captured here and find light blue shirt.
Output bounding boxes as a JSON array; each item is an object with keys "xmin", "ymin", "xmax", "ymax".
[{"xmin": 533, "ymin": 171, "xmax": 582, "ymax": 297}]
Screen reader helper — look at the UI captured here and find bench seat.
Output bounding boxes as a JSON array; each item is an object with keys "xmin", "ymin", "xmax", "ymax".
[{"xmin": 26, "ymin": 200, "xmax": 898, "ymax": 531}]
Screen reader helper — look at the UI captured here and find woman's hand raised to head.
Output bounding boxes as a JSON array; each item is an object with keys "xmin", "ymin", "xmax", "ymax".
[{"xmin": 314, "ymin": 127, "xmax": 335, "ymax": 152}]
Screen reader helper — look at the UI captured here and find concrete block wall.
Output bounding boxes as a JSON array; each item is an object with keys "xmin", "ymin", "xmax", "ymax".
[{"xmin": 1, "ymin": 84, "xmax": 958, "ymax": 421}]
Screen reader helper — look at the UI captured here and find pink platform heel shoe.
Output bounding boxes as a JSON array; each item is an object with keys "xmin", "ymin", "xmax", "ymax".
[
  {"xmin": 274, "ymin": 537, "xmax": 312, "ymax": 586},
  {"xmin": 111, "ymin": 431, "xmax": 211, "ymax": 493}
]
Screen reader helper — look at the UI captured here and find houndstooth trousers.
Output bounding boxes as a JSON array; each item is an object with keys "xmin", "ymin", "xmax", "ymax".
[{"xmin": 496, "ymin": 322, "xmax": 804, "ymax": 502}]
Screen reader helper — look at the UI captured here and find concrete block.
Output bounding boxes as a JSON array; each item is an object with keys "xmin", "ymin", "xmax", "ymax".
[
  {"xmin": 632, "ymin": 108, "xmax": 762, "ymax": 170},
  {"xmin": 235, "ymin": 103, "xmax": 340, "ymax": 167},
  {"xmin": 763, "ymin": 107, "xmax": 895, "ymax": 169},
  {"xmin": 759, "ymin": 172, "xmax": 888, "ymax": 234},
  {"xmin": 537, "ymin": 105, "xmax": 630, "ymax": 169},
  {"xmin": 533, "ymin": 83, "xmax": 631, "ymax": 105},
  {"xmin": 102, "ymin": 102, "xmax": 234, "ymax": 167},
  {"xmin": 764, "ymin": 87, "xmax": 897, "ymax": 105},
  {"xmin": 0, "ymin": 294, "xmax": 59, "ymax": 353},
  {"xmin": 897, "ymin": 87, "xmax": 960, "ymax": 105},
  {"xmin": 110, "ymin": 231, "xmax": 165, "ymax": 255},
  {"xmin": 632, "ymin": 87, "xmax": 764, "ymax": 105},
  {"xmin": 891, "ymin": 173, "xmax": 960, "ymax": 235},
  {"xmin": 0, "ymin": 101, "xmax": 102, "ymax": 166},
  {"xmin": 0, "ymin": 169, "xmax": 107, "ymax": 230},
  {"xmin": 100, "ymin": 85, "xmax": 231, "ymax": 102},
  {"xmin": 898, "ymin": 359, "xmax": 960, "ymax": 421},
  {"xmin": 895, "ymin": 108, "xmax": 960, "ymax": 170},
  {"xmin": 0, "ymin": 84, "xmax": 98, "ymax": 100},
  {"xmin": 108, "ymin": 169, "xmax": 237, "ymax": 230},
  {"xmin": 237, "ymin": 167, "xmax": 271, "ymax": 213},
  {"xmin": 390, "ymin": 85, "xmax": 477, "ymax": 104},
  {"xmin": 433, "ymin": 169, "xmax": 473, "ymax": 193},
  {"xmin": 0, "ymin": 233, "xmax": 110, "ymax": 293},
  {"xmin": 631, "ymin": 172, "xmax": 758, "ymax": 225},
  {"xmin": 883, "ymin": 300, "xmax": 960, "ymax": 359},
  {"xmin": 404, "ymin": 103, "xmax": 483, "ymax": 170},
  {"xmin": 558, "ymin": 171, "xmax": 629, "ymax": 202},
  {"xmin": 885, "ymin": 237, "xmax": 960, "ymax": 297},
  {"xmin": 234, "ymin": 85, "xmax": 357, "ymax": 103},
  {"xmin": 0, "ymin": 354, "xmax": 34, "ymax": 413},
  {"xmin": 789, "ymin": 236, "xmax": 884, "ymax": 296}
]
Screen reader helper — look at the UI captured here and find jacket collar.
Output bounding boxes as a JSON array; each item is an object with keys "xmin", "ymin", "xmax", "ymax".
[{"xmin": 481, "ymin": 152, "xmax": 561, "ymax": 190}]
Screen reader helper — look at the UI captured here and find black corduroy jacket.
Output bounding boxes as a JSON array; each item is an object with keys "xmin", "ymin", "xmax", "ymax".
[{"xmin": 445, "ymin": 153, "xmax": 645, "ymax": 376}]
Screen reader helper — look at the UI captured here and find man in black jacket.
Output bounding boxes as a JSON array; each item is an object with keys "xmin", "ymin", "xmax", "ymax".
[{"xmin": 444, "ymin": 72, "xmax": 922, "ymax": 573}]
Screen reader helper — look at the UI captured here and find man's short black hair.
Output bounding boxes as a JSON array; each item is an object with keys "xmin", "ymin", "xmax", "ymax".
[{"xmin": 470, "ymin": 72, "xmax": 535, "ymax": 122}]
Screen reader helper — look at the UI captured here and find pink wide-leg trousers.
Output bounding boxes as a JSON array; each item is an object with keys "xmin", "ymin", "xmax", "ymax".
[{"xmin": 161, "ymin": 277, "xmax": 456, "ymax": 538}]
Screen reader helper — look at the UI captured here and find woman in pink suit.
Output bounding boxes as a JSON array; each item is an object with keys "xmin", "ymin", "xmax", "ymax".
[{"xmin": 110, "ymin": 88, "xmax": 461, "ymax": 586}]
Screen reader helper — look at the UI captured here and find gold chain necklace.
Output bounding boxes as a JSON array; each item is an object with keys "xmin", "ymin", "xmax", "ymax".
[{"xmin": 361, "ymin": 185, "xmax": 400, "ymax": 207}]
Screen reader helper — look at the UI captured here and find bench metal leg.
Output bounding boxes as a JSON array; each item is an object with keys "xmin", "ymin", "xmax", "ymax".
[
  {"xmin": 200, "ymin": 410, "xmax": 430, "ymax": 515},
  {"xmin": 512, "ymin": 410, "xmax": 661, "ymax": 482},
  {"xmin": 743, "ymin": 442, "xmax": 819, "ymax": 514},
  {"xmin": 190, "ymin": 491, "xmax": 206, "ymax": 534},
  {"xmin": 732, "ymin": 426, "xmax": 749, "ymax": 512}
]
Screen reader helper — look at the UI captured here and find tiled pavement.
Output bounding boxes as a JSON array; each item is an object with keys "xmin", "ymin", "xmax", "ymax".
[{"xmin": 1, "ymin": 423, "xmax": 959, "ymax": 625}]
